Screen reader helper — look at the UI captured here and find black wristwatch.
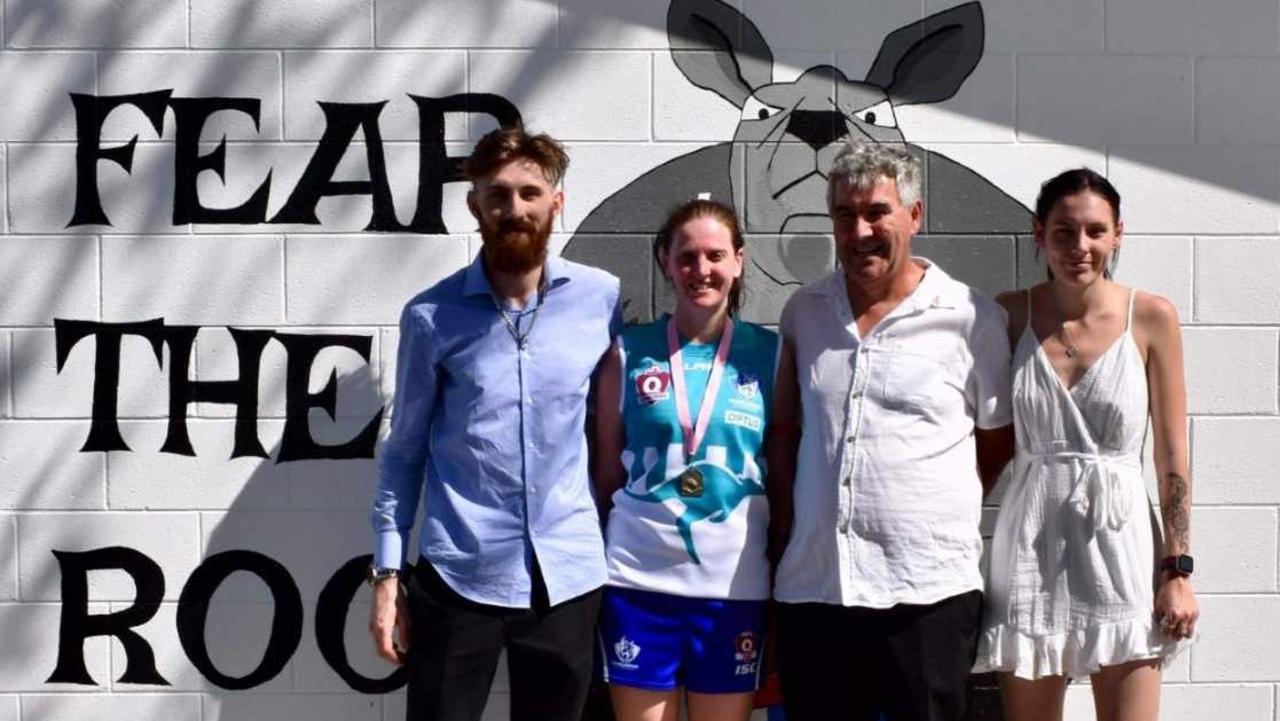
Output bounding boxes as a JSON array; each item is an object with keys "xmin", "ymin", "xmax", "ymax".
[
  {"xmin": 1160, "ymin": 554, "xmax": 1194, "ymax": 577},
  {"xmin": 366, "ymin": 564, "xmax": 401, "ymax": 587}
]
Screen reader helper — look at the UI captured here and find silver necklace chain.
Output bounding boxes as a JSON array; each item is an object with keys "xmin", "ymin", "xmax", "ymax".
[{"xmin": 491, "ymin": 288, "xmax": 544, "ymax": 350}]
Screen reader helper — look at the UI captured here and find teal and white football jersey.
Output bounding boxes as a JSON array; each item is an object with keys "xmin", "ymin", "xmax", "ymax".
[{"xmin": 604, "ymin": 317, "xmax": 779, "ymax": 600}]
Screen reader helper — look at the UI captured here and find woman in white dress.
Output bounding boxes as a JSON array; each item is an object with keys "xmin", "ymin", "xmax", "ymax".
[{"xmin": 975, "ymin": 168, "xmax": 1199, "ymax": 721}]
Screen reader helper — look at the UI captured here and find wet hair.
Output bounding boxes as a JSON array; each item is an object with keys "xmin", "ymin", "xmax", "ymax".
[
  {"xmin": 652, "ymin": 199, "xmax": 746, "ymax": 317},
  {"xmin": 1034, "ymin": 167, "xmax": 1121, "ymax": 225},
  {"xmin": 827, "ymin": 141, "xmax": 922, "ymax": 207},
  {"xmin": 462, "ymin": 126, "xmax": 569, "ymax": 186},
  {"xmin": 1033, "ymin": 167, "xmax": 1122, "ymax": 278}
]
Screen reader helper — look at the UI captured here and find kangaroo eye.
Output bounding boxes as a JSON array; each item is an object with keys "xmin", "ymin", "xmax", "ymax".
[
  {"xmin": 742, "ymin": 96, "xmax": 783, "ymax": 122},
  {"xmin": 857, "ymin": 100, "xmax": 897, "ymax": 129}
]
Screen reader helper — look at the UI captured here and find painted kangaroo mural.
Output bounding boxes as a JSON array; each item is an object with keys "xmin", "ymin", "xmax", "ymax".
[{"xmin": 562, "ymin": 0, "xmax": 1031, "ymax": 323}]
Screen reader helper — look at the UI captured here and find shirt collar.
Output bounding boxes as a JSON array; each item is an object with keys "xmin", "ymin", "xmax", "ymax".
[
  {"xmin": 823, "ymin": 256, "xmax": 962, "ymax": 313},
  {"xmin": 462, "ymin": 251, "xmax": 570, "ymax": 299}
]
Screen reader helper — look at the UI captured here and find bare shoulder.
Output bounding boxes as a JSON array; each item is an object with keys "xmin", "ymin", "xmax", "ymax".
[
  {"xmin": 1132, "ymin": 289, "xmax": 1180, "ymax": 331},
  {"xmin": 1129, "ymin": 289, "xmax": 1182, "ymax": 356},
  {"xmin": 994, "ymin": 288, "xmax": 1031, "ymax": 333}
]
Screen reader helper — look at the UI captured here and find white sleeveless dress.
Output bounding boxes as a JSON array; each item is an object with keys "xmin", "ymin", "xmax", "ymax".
[{"xmin": 975, "ymin": 290, "xmax": 1192, "ymax": 679}]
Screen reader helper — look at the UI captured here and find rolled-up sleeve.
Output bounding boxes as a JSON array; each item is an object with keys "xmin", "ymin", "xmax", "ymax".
[{"xmin": 370, "ymin": 303, "xmax": 438, "ymax": 569}]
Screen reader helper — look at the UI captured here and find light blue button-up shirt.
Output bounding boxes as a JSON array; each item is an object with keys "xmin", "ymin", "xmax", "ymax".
[{"xmin": 371, "ymin": 253, "xmax": 621, "ymax": 608}]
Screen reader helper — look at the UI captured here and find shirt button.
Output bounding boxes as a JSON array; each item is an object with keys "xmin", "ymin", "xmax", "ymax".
[
  {"xmin": 843, "ymin": 475, "xmax": 852, "ymax": 486},
  {"xmin": 860, "ymin": 346, "xmax": 870, "ymax": 355},
  {"xmin": 845, "ymin": 436, "xmax": 854, "ymax": 444},
  {"xmin": 838, "ymin": 525, "xmax": 849, "ymax": 535},
  {"xmin": 526, "ymin": 441, "xmax": 535, "ymax": 449},
  {"xmin": 851, "ymin": 389, "xmax": 862, "ymax": 399}
]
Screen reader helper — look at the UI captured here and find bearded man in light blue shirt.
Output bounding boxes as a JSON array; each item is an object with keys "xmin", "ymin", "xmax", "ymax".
[{"xmin": 368, "ymin": 127, "xmax": 622, "ymax": 721}]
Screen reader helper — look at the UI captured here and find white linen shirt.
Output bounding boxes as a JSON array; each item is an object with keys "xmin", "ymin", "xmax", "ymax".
[{"xmin": 774, "ymin": 258, "xmax": 1011, "ymax": 608}]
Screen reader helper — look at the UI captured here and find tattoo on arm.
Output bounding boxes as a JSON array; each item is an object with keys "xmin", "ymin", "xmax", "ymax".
[{"xmin": 1163, "ymin": 472, "xmax": 1190, "ymax": 552}]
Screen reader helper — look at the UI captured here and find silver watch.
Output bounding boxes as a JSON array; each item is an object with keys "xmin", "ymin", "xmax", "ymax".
[{"xmin": 366, "ymin": 564, "xmax": 401, "ymax": 587}]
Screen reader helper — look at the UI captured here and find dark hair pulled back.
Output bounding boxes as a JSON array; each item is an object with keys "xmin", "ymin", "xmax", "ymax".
[{"xmin": 1034, "ymin": 167, "xmax": 1123, "ymax": 279}]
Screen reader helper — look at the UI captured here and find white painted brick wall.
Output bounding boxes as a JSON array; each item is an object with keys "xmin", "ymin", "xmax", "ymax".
[
  {"xmin": 1192, "ymin": 418, "xmax": 1280, "ymax": 504},
  {"xmin": 1182, "ymin": 328, "xmax": 1279, "ymax": 414},
  {"xmin": 1193, "ymin": 597, "xmax": 1280, "ymax": 682},
  {"xmin": 190, "ymin": 0, "xmax": 373, "ymax": 49},
  {"xmin": 1192, "ymin": 507, "xmax": 1278, "ymax": 593},
  {"xmin": 5, "ymin": 0, "xmax": 186, "ymax": 48},
  {"xmin": 1016, "ymin": 55, "xmax": 1194, "ymax": 145},
  {"xmin": 375, "ymin": 0, "xmax": 558, "ymax": 49},
  {"xmin": 17, "ymin": 513, "xmax": 200, "ymax": 602},
  {"xmin": 0, "ymin": 604, "xmax": 110, "ymax": 692},
  {"xmin": 1195, "ymin": 237, "xmax": 1280, "ymax": 323},
  {"xmin": 1, "ymin": 0, "xmax": 1279, "ymax": 717},
  {"xmin": 98, "ymin": 51, "xmax": 285, "ymax": 142},
  {"xmin": 285, "ymin": 234, "xmax": 469, "ymax": 325},
  {"xmin": 0, "ymin": 238, "xmax": 99, "ymax": 326},
  {"xmin": 0, "ymin": 53, "xmax": 94, "ymax": 141},
  {"xmin": 0, "ymin": 516, "xmax": 16, "ymax": 601},
  {"xmin": 23, "ymin": 694, "xmax": 201, "ymax": 721}
]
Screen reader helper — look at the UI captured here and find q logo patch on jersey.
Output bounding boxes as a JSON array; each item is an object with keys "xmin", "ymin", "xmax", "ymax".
[
  {"xmin": 735, "ymin": 371, "xmax": 760, "ymax": 401},
  {"xmin": 635, "ymin": 365, "xmax": 670, "ymax": 405}
]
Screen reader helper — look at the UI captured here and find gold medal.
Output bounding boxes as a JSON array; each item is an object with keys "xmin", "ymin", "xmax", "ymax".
[{"xmin": 678, "ymin": 467, "xmax": 704, "ymax": 498}]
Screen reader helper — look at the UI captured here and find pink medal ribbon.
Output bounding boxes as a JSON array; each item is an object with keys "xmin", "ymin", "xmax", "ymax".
[{"xmin": 667, "ymin": 316, "xmax": 734, "ymax": 463}]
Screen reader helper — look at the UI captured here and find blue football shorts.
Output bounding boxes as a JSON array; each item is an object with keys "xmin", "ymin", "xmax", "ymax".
[{"xmin": 598, "ymin": 586, "xmax": 766, "ymax": 694}]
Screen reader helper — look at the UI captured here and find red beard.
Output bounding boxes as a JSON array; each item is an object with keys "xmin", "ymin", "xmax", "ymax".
[{"xmin": 480, "ymin": 216, "xmax": 553, "ymax": 275}]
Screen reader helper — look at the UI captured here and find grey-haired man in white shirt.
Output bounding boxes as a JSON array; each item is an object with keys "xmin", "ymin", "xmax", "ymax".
[{"xmin": 766, "ymin": 141, "xmax": 1015, "ymax": 721}]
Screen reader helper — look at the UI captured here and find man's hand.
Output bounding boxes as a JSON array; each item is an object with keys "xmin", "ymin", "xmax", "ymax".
[{"xmin": 369, "ymin": 577, "xmax": 411, "ymax": 665}]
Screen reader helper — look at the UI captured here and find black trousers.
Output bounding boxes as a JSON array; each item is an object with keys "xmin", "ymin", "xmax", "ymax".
[
  {"xmin": 404, "ymin": 560, "xmax": 603, "ymax": 721},
  {"xmin": 776, "ymin": 590, "xmax": 983, "ymax": 721}
]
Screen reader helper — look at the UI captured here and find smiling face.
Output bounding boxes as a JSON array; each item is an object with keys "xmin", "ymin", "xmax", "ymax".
[
  {"xmin": 661, "ymin": 215, "xmax": 744, "ymax": 318},
  {"xmin": 830, "ymin": 175, "xmax": 921, "ymax": 291},
  {"xmin": 1034, "ymin": 189, "xmax": 1122, "ymax": 286},
  {"xmin": 468, "ymin": 158, "xmax": 563, "ymax": 275}
]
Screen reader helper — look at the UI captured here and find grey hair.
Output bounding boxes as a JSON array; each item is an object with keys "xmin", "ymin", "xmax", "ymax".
[{"xmin": 827, "ymin": 141, "xmax": 922, "ymax": 208}]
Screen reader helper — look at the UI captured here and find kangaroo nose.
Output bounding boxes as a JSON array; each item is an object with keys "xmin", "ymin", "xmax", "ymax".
[{"xmin": 786, "ymin": 110, "xmax": 847, "ymax": 152}]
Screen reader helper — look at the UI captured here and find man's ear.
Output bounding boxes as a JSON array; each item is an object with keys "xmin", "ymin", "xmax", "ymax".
[
  {"xmin": 466, "ymin": 189, "xmax": 481, "ymax": 221},
  {"xmin": 909, "ymin": 199, "xmax": 924, "ymax": 232},
  {"xmin": 552, "ymin": 188, "xmax": 565, "ymax": 216}
]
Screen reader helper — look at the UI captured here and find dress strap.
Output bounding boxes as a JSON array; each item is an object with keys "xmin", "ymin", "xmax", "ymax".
[
  {"xmin": 1025, "ymin": 289, "xmax": 1033, "ymax": 331},
  {"xmin": 1125, "ymin": 288, "xmax": 1137, "ymax": 331}
]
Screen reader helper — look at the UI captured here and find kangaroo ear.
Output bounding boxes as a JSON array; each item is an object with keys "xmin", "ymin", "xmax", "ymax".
[
  {"xmin": 864, "ymin": 1, "xmax": 984, "ymax": 106},
  {"xmin": 668, "ymin": 0, "xmax": 773, "ymax": 109}
]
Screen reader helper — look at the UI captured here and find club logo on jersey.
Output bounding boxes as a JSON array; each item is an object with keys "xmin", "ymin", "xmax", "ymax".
[
  {"xmin": 734, "ymin": 631, "xmax": 759, "ymax": 662},
  {"xmin": 635, "ymin": 366, "xmax": 670, "ymax": 405},
  {"xmin": 735, "ymin": 371, "xmax": 760, "ymax": 401},
  {"xmin": 614, "ymin": 636, "xmax": 642, "ymax": 667}
]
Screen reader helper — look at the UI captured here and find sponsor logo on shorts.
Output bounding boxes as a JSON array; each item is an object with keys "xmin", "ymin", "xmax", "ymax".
[
  {"xmin": 613, "ymin": 636, "xmax": 642, "ymax": 669},
  {"xmin": 635, "ymin": 366, "xmax": 670, "ymax": 405},
  {"xmin": 724, "ymin": 410, "xmax": 761, "ymax": 431},
  {"xmin": 734, "ymin": 631, "xmax": 759, "ymax": 662}
]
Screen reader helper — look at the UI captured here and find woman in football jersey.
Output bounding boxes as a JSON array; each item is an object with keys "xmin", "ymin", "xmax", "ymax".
[{"xmin": 594, "ymin": 199, "xmax": 779, "ymax": 721}]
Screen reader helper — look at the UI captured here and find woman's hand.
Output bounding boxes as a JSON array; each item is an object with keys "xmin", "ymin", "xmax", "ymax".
[{"xmin": 1154, "ymin": 574, "xmax": 1198, "ymax": 640}]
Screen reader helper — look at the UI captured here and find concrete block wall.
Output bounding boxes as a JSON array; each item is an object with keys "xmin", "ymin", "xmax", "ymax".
[{"xmin": 0, "ymin": 0, "xmax": 1278, "ymax": 719}]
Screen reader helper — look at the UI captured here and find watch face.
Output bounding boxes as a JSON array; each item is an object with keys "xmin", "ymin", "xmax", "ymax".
[{"xmin": 1177, "ymin": 555, "xmax": 1194, "ymax": 575}]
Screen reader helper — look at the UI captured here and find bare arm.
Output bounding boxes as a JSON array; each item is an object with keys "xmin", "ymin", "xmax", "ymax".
[
  {"xmin": 1141, "ymin": 292, "xmax": 1198, "ymax": 639},
  {"xmin": 593, "ymin": 340, "xmax": 627, "ymax": 523},
  {"xmin": 766, "ymin": 339, "xmax": 800, "ymax": 567},
  {"xmin": 975, "ymin": 424, "xmax": 1015, "ymax": 498}
]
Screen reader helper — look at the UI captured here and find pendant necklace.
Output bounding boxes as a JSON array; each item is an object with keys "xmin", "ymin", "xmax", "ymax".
[
  {"xmin": 667, "ymin": 316, "xmax": 734, "ymax": 499},
  {"xmin": 1059, "ymin": 320, "xmax": 1082, "ymax": 359},
  {"xmin": 491, "ymin": 283, "xmax": 545, "ymax": 351}
]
